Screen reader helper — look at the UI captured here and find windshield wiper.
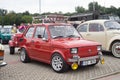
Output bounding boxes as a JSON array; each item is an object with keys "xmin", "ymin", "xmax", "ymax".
[
  {"xmin": 66, "ymin": 35, "xmax": 80, "ymax": 38},
  {"xmin": 53, "ymin": 36, "xmax": 64, "ymax": 39}
]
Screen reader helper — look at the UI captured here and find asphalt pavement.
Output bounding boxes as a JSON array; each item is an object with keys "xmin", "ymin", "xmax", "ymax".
[{"xmin": 0, "ymin": 45, "xmax": 120, "ymax": 80}]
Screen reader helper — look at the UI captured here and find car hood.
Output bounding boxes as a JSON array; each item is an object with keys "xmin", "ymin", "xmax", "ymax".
[
  {"xmin": 51, "ymin": 38, "xmax": 100, "ymax": 48},
  {"xmin": 111, "ymin": 29, "xmax": 120, "ymax": 34}
]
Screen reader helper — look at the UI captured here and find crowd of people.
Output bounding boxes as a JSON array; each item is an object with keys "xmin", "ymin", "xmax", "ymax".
[{"xmin": 11, "ymin": 23, "xmax": 29, "ymax": 34}]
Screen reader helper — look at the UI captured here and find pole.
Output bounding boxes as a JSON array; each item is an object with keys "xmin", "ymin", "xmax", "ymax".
[
  {"xmin": 39, "ymin": 0, "xmax": 41, "ymax": 15},
  {"xmin": 93, "ymin": 0, "xmax": 95, "ymax": 11}
]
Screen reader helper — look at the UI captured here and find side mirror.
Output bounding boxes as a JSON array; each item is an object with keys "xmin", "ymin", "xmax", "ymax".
[{"xmin": 37, "ymin": 35, "xmax": 42, "ymax": 38}]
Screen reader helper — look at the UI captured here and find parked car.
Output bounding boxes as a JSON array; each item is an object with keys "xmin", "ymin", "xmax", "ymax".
[
  {"xmin": 98, "ymin": 14, "xmax": 120, "ymax": 23},
  {"xmin": 19, "ymin": 23, "xmax": 104, "ymax": 73},
  {"xmin": 0, "ymin": 44, "xmax": 7, "ymax": 67},
  {"xmin": 0, "ymin": 25, "xmax": 12, "ymax": 44},
  {"xmin": 9, "ymin": 33, "xmax": 23, "ymax": 54},
  {"xmin": 9, "ymin": 25, "xmax": 28, "ymax": 55},
  {"xmin": 77, "ymin": 20, "xmax": 120, "ymax": 58}
]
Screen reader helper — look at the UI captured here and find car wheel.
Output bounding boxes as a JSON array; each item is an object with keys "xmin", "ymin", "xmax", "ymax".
[
  {"xmin": 112, "ymin": 42, "xmax": 120, "ymax": 58},
  {"xmin": 20, "ymin": 48, "xmax": 31, "ymax": 63},
  {"xmin": 51, "ymin": 53, "xmax": 69, "ymax": 73},
  {"xmin": 10, "ymin": 47, "xmax": 15, "ymax": 55}
]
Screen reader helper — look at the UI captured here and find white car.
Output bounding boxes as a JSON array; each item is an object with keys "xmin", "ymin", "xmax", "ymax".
[
  {"xmin": 0, "ymin": 44, "xmax": 7, "ymax": 67},
  {"xmin": 77, "ymin": 20, "xmax": 120, "ymax": 58}
]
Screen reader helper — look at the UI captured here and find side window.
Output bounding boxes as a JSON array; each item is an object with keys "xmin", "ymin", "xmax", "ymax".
[
  {"xmin": 89, "ymin": 23, "xmax": 104, "ymax": 32},
  {"xmin": 77, "ymin": 24, "xmax": 87, "ymax": 32},
  {"xmin": 25, "ymin": 27, "xmax": 35, "ymax": 38},
  {"xmin": 34, "ymin": 26, "xmax": 48, "ymax": 39}
]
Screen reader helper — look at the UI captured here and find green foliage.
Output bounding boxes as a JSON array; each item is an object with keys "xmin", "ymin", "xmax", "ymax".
[
  {"xmin": 1, "ymin": 1, "xmax": 120, "ymax": 25},
  {"xmin": 0, "ymin": 10, "xmax": 32, "ymax": 26},
  {"xmin": 21, "ymin": 15, "xmax": 32, "ymax": 23},
  {"xmin": 75, "ymin": 6, "xmax": 86, "ymax": 13}
]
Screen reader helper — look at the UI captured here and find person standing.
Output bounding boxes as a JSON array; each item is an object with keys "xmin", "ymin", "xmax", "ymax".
[{"xmin": 11, "ymin": 24, "xmax": 17, "ymax": 34}]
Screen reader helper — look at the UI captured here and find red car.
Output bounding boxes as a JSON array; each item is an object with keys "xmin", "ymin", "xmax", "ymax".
[
  {"xmin": 19, "ymin": 23, "xmax": 104, "ymax": 73},
  {"xmin": 9, "ymin": 33, "xmax": 23, "ymax": 54}
]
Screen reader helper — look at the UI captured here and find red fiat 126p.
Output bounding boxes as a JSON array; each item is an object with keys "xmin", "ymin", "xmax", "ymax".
[{"xmin": 19, "ymin": 23, "xmax": 104, "ymax": 73}]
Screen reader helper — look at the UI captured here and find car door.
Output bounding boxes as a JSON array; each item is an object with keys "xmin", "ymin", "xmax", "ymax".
[
  {"xmin": 32, "ymin": 26, "xmax": 51, "ymax": 62},
  {"xmin": 24, "ymin": 27, "xmax": 36, "ymax": 57},
  {"xmin": 87, "ymin": 23, "xmax": 107, "ymax": 49}
]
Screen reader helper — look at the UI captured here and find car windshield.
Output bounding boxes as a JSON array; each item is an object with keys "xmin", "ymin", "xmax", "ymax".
[
  {"xmin": 1, "ymin": 28, "xmax": 11, "ymax": 34},
  {"xmin": 49, "ymin": 25, "xmax": 81, "ymax": 39},
  {"xmin": 104, "ymin": 21, "xmax": 120, "ymax": 30}
]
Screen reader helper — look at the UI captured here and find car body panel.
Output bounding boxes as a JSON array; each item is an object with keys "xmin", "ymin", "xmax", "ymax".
[
  {"xmin": 0, "ymin": 25, "xmax": 12, "ymax": 43},
  {"xmin": 77, "ymin": 20, "xmax": 120, "ymax": 51}
]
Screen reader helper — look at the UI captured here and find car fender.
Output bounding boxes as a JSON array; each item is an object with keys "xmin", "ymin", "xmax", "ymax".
[
  {"xmin": 20, "ymin": 46, "xmax": 30, "ymax": 57},
  {"xmin": 51, "ymin": 49, "xmax": 67, "ymax": 61},
  {"xmin": 107, "ymin": 35, "xmax": 120, "ymax": 51}
]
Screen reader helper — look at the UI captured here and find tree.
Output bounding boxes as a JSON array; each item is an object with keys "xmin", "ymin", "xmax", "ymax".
[
  {"xmin": 88, "ymin": 2, "xmax": 100, "ymax": 11},
  {"xmin": 117, "ymin": 8, "xmax": 120, "ymax": 17},
  {"xmin": 0, "ymin": 9, "xmax": 7, "ymax": 26},
  {"xmin": 75, "ymin": 6, "xmax": 85, "ymax": 13},
  {"xmin": 23, "ymin": 11, "xmax": 30, "ymax": 15},
  {"xmin": 21, "ymin": 15, "xmax": 32, "ymax": 23}
]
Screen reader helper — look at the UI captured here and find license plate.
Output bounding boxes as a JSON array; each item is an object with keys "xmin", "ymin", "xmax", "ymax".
[{"xmin": 82, "ymin": 59, "xmax": 96, "ymax": 66}]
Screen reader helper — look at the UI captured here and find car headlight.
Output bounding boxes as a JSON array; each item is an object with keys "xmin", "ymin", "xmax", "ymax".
[
  {"xmin": 97, "ymin": 45, "xmax": 102, "ymax": 51},
  {"xmin": 70, "ymin": 48, "xmax": 78, "ymax": 54}
]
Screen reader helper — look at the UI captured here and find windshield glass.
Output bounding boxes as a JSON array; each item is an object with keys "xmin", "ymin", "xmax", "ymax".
[
  {"xmin": 109, "ymin": 16, "xmax": 120, "ymax": 21},
  {"xmin": 1, "ymin": 28, "xmax": 11, "ymax": 34},
  {"xmin": 104, "ymin": 21, "xmax": 120, "ymax": 30},
  {"xmin": 49, "ymin": 25, "xmax": 81, "ymax": 39}
]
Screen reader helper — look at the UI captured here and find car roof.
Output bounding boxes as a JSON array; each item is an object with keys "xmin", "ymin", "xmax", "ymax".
[
  {"xmin": 3, "ymin": 25, "xmax": 12, "ymax": 28},
  {"xmin": 32, "ymin": 23, "xmax": 71, "ymax": 27},
  {"xmin": 81, "ymin": 19, "xmax": 110, "ymax": 24}
]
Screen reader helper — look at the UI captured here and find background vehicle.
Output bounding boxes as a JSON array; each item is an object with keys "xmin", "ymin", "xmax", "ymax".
[
  {"xmin": 0, "ymin": 25, "xmax": 12, "ymax": 44},
  {"xmin": 98, "ymin": 14, "xmax": 120, "ymax": 23},
  {"xmin": 9, "ymin": 24, "xmax": 29, "ymax": 55},
  {"xmin": 77, "ymin": 20, "xmax": 120, "ymax": 58},
  {"xmin": 0, "ymin": 44, "xmax": 7, "ymax": 67},
  {"xmin": 9, "ymin": 33, "xmax": 23, "ymax": 54},
  {"xmin": 18, "ymin": 23, "xmax": 104, "ymax": 73}
]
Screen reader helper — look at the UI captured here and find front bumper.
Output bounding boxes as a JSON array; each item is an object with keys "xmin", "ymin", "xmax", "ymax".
[
  {"xmin": 0, "ymin": 61, "xmax": 7, "ymax": 67},
  {"xmin": 68, "ymin": 52, "xmax": 104, "ymax": 65}
]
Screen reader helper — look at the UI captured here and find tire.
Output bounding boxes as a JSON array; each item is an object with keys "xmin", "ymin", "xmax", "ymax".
[
  {"xmin": 51, "ymin": 53, "xmax": 69, "ymax": 73},
  {"xmin": 111, "ymin": 42, "xmax": 120, "ymax": 58},
  {"xmin": 20, "ymin": 48, "xmax": 31, "ymax": 63},
  {"xmin": 10, "ymin": 47, "xmax": 15, "ymax": 55}
]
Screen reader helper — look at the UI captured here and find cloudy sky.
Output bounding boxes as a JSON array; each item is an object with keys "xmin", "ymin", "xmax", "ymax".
[{"xmin": 0, "ymin": 0, "xmax": 120, "ymax": 14}]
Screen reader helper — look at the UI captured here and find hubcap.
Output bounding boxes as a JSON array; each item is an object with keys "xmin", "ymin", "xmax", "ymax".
[
  {"xmin": 20, "ymin": 50, "xmax": 25, "ymax": 61},
  {"xmin": 115, "ymin": 45, "xmax": 120, "ymax": 54},
  {"xmin": 113, "ymin": 43, "xmax": 120, "ymax": 57},
  {"xmin": 52, "ymin": 55, "xmax": 63, "ymax": 71}
]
